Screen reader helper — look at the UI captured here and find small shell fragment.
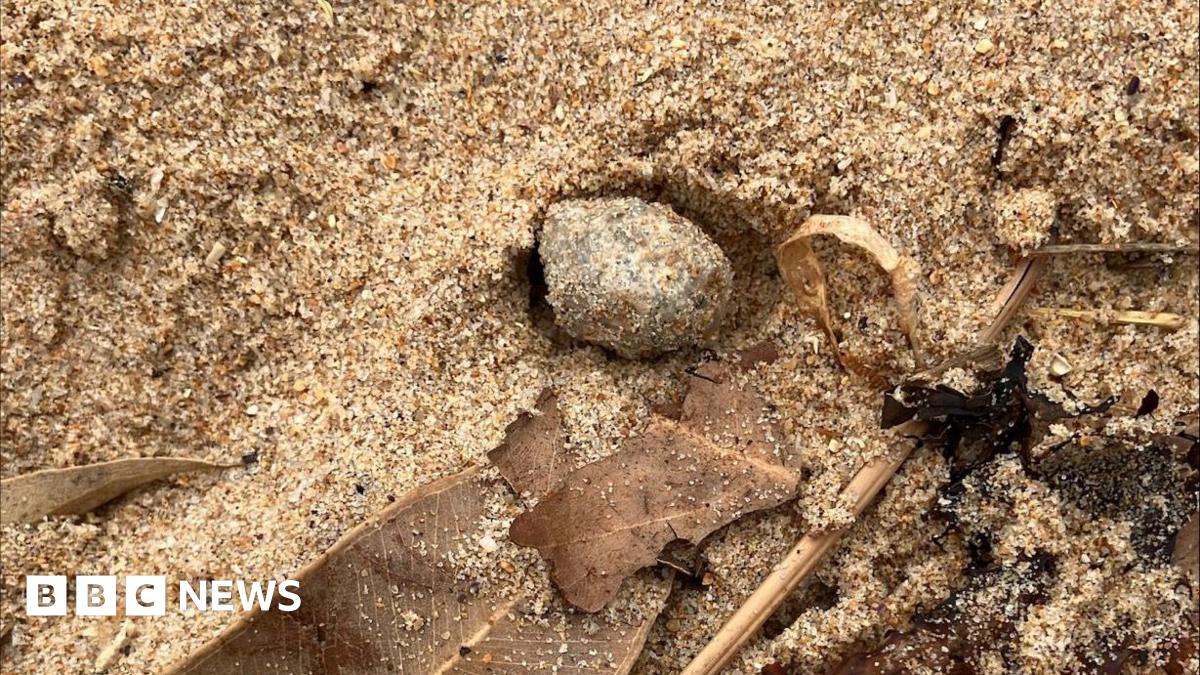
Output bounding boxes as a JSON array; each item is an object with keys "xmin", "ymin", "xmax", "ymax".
[
  {"xmin": 148, "ymin": 166, "xmax": 165, "ymax": 194},
  {"xmin": 1049, "ymin": 353, "xmax": 1072, "ymax": 377},
  {"xmin": 205, "ymin": 241, "xmax": 227, "ymax": 267}
]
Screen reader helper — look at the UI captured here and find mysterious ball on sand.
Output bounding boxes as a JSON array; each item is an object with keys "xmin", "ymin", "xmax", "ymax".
[{"xmin": 539, "ymin": 197, "xmax": 734, "ymax": 359}]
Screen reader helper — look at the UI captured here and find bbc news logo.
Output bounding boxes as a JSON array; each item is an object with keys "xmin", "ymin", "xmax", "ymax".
[{"xmin": 26, "ymin": 576, "xmax": 301, "ymax": 616}]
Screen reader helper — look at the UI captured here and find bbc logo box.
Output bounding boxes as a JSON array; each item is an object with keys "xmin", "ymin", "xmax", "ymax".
[
  {"xmin": 27, "ymin": 575, "xmax": 167, "ymax": 616},
  {"xmin": 26, "ymin": 575, "xmax": 301, "ymax": 615}
]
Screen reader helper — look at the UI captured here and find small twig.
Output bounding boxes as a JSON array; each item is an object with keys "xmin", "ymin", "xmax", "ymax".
[
  {"xmin": 680, "ymin": 421, "xmax": 927, "ymax": 675},
  {"xmin": 1031, "ymin": 242, "xmax": 1199, "ymax": 256},
  {"xmin": 980, "ymin": 256, "xmax": 1047, "ymax": 345},
  {"xmin": 907, "ymin": 256, "xmax": 1041, "ymax": 382},
  {"xmin": 906, "ymin": 342, "xmax": 1002, "ymax": 384},
  {"xmin": 1028, "ymin": 306, "xmax": 1185, "ymax": 330}
]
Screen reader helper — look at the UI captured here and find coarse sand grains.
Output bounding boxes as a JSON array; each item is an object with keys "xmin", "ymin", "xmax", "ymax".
[{"xmin": 2, "ymin": 0, "xmax": 1197, "ymax": 673}]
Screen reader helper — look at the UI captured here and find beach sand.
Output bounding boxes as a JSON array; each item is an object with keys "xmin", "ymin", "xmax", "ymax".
[{"xmin": 2, "ymin": 0, "xmax": 1197, "ymax": 672}]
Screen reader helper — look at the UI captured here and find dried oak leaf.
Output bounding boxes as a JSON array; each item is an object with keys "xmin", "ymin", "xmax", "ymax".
[
  {"xmin": 167, "ymin": 468, "xmax": 669, "ymax": 675},
  {"xmin": 488, "ymin": 389, "xmax": 570, "ymax": 497},
  {"xmin": 509, "ymin": 364, "xmax": 799, "ymax": 612},
  {"xmin": 0, "ymin": 457, "xmax": 231, "ymax": 525},
  {"xmin": 680, "ymin": 361, "xmax": 788, "ymax": 465},
  {"xmin": 777, "ymin": 215, "xmax": 923, "ymax": 369}
]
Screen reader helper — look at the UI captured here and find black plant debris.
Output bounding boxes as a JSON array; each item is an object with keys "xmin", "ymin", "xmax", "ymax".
[
  {"xmin": 881, "ymin": 336, "xmax": 1115, "ymax": 482},
  {"xmin": 830, "ymin": 337, "xmax": 1200, "ymax": 674}
]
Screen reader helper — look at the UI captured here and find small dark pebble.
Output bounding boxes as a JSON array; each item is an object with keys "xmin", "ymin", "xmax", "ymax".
[
  {"xmin": 354, "ymin": 483, "xmax": 366, "ymax": 495},
  {"xmin": 107, "ymin": 172, "xmax": 134, "ymax": 194},
  {"xmin": 1135, "ymin": 389, "xmax": 1159, "ymax": 417},
  {"xmin": 241, "ymin": 451, "xmax": 259, "ymax": 465},
  {"xmin": 992, "ymin": 114, "xmax": 1017, "ymax": 167},
  {"xmin": 1126, "ymin": 75, "xmax": 1141, "ymax": 95},
  {"xmin": 459, "ymin": 646, "xmax": 472, "ymax": 656}
]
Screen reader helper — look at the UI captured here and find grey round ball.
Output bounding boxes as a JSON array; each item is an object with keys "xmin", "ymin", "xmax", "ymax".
[{"xmin": 539, "ymin": 197, "xmax": 734, "ymax": 359}]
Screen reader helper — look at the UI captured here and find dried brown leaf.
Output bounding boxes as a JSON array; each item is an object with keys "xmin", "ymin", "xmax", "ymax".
[
  {"xmin": 511, "ymin": 420, "xmax": 798, "ymax": 612},
  {"xmin": 777, "ymin": 215, "xmax": 923, "ymax": 369},
  {"xmin": 167, "ymin": 468, "xmax": 670, "ymax": 675},
  {"xmin": 680, "ymin": 363, "xmax": 788, "ymax": 465},
  {"xmin": 1175, "ymin": 513, "xmax": 1199, "ymax": 578},
  {"xmin": 509, "ymin": 366, "xmax": 800, "ymax": 613},
  {"xmin": 0, "ymin": 457, "xmax": 231, "ymax": 525},
  {"xmin": 487, "ymin": 389, "xmax": 571, "ymax": 496}
]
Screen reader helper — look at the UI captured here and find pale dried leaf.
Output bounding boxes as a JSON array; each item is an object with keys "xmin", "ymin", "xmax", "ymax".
[
  {"xmin": 0, "ymin": 457, "xmax": 231, "ymax": 525},
  {"xmin": 777, "ymin": 215, "xmax": 923, "ymax": 369},
  {"xmin": 510, "ymin": 416, "xmax": 799, "ymax": 612},
  {"xmin": 167, "ymin": 468, "xmax": 669, "ymax": 674},
  {"xmin": 487, "ymin": 389, "xmax": 571, "ymax": 496}
]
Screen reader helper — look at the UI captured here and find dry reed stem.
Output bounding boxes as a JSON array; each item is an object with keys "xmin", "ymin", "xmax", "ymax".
[
  {"xmin": 680, "ymin": 421, "xmax": 927, "ymax": 675},
  {"xmin": 1032, "ymin": 242, "xmax": 1199, "ymax": 256},
  {"xmin": 1029, "ymin": 306, "xmax": 1185, "ymax": 330}
]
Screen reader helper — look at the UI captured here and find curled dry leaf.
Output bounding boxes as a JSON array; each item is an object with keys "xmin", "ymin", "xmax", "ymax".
[
  {"xmin": 777, "ymin": 215, "xmax": 923, "ymax": 370},
  {"xmin": 0, "ymin": 457, "xmax": 232, "ymax": 525},
  {"xmin": 168, "ymin": 467, "xmax": 670, "ymax": 675},
  {"xmin": 509, "ymin": 363, "xmax": 799, "ymax": 612}
]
